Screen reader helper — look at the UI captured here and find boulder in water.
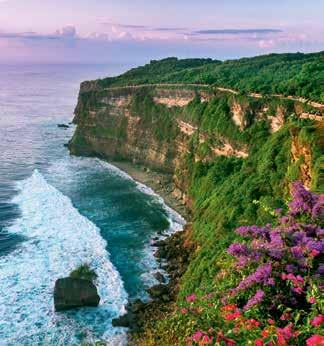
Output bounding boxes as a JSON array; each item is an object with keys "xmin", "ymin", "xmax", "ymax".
[
  {"xmin": 146, "ymin": 284, "xmax": 169, "ymax": 299},
  {"xmin": 54, "ymin": 277, "xmax": 100, "ymax": 311},
  {"xmin": 57, "ymin": 123, "xmax": 69, "ymax": 129},
  {"xmin": 154, "ymin": 272, "xmax": 166, "ymax": 283}
]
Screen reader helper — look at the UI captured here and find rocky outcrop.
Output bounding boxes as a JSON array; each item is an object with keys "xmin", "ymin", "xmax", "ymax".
[
  {"xmin": 231, "ymin": 100, "xmax": 250, "ymax": 131},
  {"xmin": 57, "ymin": 123, "xmax": 69, "ymax": 129},
  {"xmin": 69, "ymin": 84, "xmax": 321, "ymax": 200},
  {"xmin": 112, "ymin": 227, "xmax": 194, "ymax": 332},
  {"xmin": 268, "ymin": 105, "xmax": 286, "ymax": 133},
  {"xmin": 54, "ymin": 277, "xmax": 100, "ymax": 311},
  {"xmin": 291, "ymin": 132, "xmax": 312, "ymax": 189}
]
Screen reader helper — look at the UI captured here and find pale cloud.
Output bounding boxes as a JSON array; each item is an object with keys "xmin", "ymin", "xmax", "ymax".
[
  {"xmin": 0, "ymin": 22, "xmax": 323, "ymax": 63},
  {"xmin": 258, "ymin": 39, "xmax": 276, "ymax": 49},
  {"xmin": 55, "ymin": 25, "xmax": 77, "ymax": 38},
  {"xmin": 193, "ymin": 29, "xmax": 282, "ymax": 35}
]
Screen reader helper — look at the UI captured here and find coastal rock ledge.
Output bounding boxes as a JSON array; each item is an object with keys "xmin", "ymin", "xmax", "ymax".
[{"xmin": 54, "ymin": 277, "xmax": 100, "ymax": 311}]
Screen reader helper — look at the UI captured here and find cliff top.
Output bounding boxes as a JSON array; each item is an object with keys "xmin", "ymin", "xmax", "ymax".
[{"xmin": 84, "ymin": 51, "xmax": 324, "ymax": 103}]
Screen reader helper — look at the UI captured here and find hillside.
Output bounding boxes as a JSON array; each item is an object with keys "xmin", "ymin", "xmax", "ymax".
[
  {"xmin": 88, "ymin": 52, "xmax": 324, "ymax": 103},
  {"xmin": 69, "ymin": 52, "xmax": 324, "ymax": 345}
]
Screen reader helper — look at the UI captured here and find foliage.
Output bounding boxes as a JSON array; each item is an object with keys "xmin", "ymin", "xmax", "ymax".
[
  {"xmin": 97, "ymin": 57, "xmax": 218, "ymax": 88},
  {"xmin": 129, "ymin": 89, "xmax": 179, "ymax": 142},
  {"xmin": 71, "ymin": 54, "xmax": 324, "ymax": 345},
  {"xmin": 94, "ymin": 52, "xmax": 324, "ymax": 101},
  {"xmin": 136, "ymin": 184, "xmax": 323, "ymax": 345},
  {"xmin": 69, "ymin": 264, "xmax": 98, "ymax": 282},
  {"xmin": 127, "ymin": 93, "xmax": 323, "ymax": 345}
]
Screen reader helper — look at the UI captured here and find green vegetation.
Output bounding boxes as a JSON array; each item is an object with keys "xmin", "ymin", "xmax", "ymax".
[
  {"xmin": 97, "ymin": 57, "xmax": 219, "ymax": 88},
  {"xmin": 69, "ymin": 264, "xmax": 97, "ymax": 282},
  {"xmin": 71, "ymin": 52, "xmax": 323, "ymax": 345},
  {"xmin": 130, "ymin": 89, "xmax": 180, "ymax": 142},
  {"xmin": 94, "ymin": 52, "xmax": 324, "ymax": 102},
  {"xmin": 132, "ymin": 117, "xmax": 322, "ymax": 346},
  {"xmin": 123, "ymin": 90, "xmax": 322, "ymax": 346}
]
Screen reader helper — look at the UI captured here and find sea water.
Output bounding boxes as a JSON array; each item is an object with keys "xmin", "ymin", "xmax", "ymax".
[{"xmin": 0, "ymin": 64, "xmax": 185, "ymax": 345}]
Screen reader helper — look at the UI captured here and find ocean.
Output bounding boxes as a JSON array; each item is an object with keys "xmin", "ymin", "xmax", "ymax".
[{"xmin": 0, "ymin": 64, "xmax": 185, "ymax": 345}]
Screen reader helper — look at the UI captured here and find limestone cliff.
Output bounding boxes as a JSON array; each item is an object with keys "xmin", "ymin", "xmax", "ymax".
[{"xmin": 70, "ymin": 83, "xmax": 322, "ymax": 202}]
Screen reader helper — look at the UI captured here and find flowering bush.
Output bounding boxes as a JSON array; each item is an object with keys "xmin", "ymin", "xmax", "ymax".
[
  {"xmin": 181, "ymin": 182, "xmax": 323, "ymax": 345},
  {"xmin": 226, "ymin": 182, "xmax": 323, "ymax": 316}
]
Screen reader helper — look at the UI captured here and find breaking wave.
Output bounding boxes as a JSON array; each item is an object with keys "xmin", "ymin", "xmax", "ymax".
[{"xmin": 0, "ymin": 170, "xmax": 128, "ymax": 346}]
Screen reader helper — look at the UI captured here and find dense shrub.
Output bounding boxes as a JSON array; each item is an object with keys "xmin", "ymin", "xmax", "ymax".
[{"xmin": 141, "ymin": 183, "xmax": 323, "ymax": 346}]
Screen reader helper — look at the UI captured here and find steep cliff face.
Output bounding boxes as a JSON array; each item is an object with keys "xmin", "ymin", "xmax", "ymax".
[
  {"xmin": 71, "ymin": 86, "xmax": 201, "ymax": 173},
  {"xmin": 70, "ymin": 83, "xmax": 321, "ymax": 201}
]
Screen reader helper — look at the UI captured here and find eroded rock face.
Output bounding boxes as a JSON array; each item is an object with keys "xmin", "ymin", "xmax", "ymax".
[
  {"xmin": 268, "ymin": 105, "xmax": 286, "ymax": 133},
  {"xmin": 231, "ymin": 101, "xmax": 247, "ymax": 130},
  {"xmin": 291, "ymin": 133, "xmax": 312, "ymax": 189},
  {"xmin": 69, "ymin": 84, "xmax": 320, "ymax": 209},
  {"xmin": 54, "ymin": 277, "xmax": 100, "ymax": 311}
]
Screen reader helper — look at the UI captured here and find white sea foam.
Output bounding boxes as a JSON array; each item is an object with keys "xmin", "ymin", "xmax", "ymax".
[
  {"xmin": 99, "ymin": 160, "xmax": 187, "ymax": 291},
  {"xmin": 137, "ymin": 181, "xmax": 186, "ymax": 289},
  {"xmin": 0, "ymin": 170, "xmax": 128, "ymax": 346}
]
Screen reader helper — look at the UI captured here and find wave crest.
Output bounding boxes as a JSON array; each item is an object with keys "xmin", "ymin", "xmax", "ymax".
[{"xmin": 0, "ymin": 169, "xmax": 128, "ymax": 345}]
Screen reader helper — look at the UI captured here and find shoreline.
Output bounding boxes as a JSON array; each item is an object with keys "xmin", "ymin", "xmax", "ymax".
[
  {"xmin": 110, "ymin": 160, "xmax": 189, "ymax": 220},
  {"xmin": 107, "ymin": 160, "xmax": 193, "ymax": 339}
]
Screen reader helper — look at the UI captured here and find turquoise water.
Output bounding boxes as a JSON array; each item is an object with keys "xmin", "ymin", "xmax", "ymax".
[{"xmin": 0, "ymin": 64, "xmax": 184, "ymax": 345}]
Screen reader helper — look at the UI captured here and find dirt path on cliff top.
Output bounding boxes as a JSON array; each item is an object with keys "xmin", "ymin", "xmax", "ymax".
[{"xmin": 101, "ymin": 83, "xmax": 324, "ymax": 111}]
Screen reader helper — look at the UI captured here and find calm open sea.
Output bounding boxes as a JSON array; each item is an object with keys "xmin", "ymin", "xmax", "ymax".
[{"xmin": 0, "ymin": 64, "xmax": 184, "ymax": 345}]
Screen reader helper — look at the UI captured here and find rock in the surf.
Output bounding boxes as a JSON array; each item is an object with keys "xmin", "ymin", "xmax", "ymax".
[
  {"xmin": 57, "ymin": 123, "xmax": 69, "ymax": 129},
  {"xmin": 146, "ymin": 284, "xmax": 169, "ymax": 299},
  {"xmin": 54, "ymin": 277, "xmax": 100, "ymax": 311},
  {"xmin": 154, "ymin": 272, "xmax": 166, "ymax": 283}
]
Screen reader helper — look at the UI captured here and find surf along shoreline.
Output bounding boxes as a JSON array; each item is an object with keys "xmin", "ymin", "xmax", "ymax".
[{"xmin": 98, "ymin": 159, "xmax": 194, "ymax": 341}]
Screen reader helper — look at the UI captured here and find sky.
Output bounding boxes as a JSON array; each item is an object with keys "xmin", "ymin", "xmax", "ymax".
[{"xmin": 0, "ymin": 0, "xmax": 323, "ymax": 64}]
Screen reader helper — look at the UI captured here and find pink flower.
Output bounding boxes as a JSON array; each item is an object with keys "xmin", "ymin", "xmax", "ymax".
[
  {"xmin": 306, "ymin": 335, "xmax": 324, "ymax": 346},
  {"xmin": 186, "ymin": 294, "xmax": 197, "ymax": 303},
  {"xmin": 293, "ymin": 286, "xmax": 303, "ymax": 294},
  {"xmin": 246, "ymin": 319, "xmax": 261, "ymax": 330},
  {"xmin": 280, "ymin": 312, "xmax": 292, "ymax": 321},
  {"xmin": 296, "ymin": 275, "xmax": 304, "ymax": 283},
  {"xmin": 201, "ymin": 335, "xmax": 213, "ymax": 345},
  {"xmin": 311, "ymin": 315, "xmax": 324, "ymax": 327},
  {"xmin": 309, "ymin": 297, "xmax": 317, "ymax": 304},
  {"xmin": 225, "ymin": 311, "xmax": 241, "ymax": 320},
  {"xmin": 277, "ymin": 324, "xmax": 297, "ymax": 341},
  {"xmin": 255, "ymin": 339, "xmax": 264, "ymax": 346},
  {"xmin": 310, "ymin": 249, "xmax": 320, "ymax": 257},
  {"xmin": 225, "ymin": 338, "xmax": 236, "ymax": 346},
  {"xmin": 192, "ymin": 331, "xmax": 203, "ymax": 341},
  {"xmin": 181, "ymin": 308, "xmax": 188, "ymax": 314}
]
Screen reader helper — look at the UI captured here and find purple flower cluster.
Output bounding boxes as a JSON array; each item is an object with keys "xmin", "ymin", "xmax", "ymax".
[
  {"xmin": 288, "ymin": 181, "xmax": 322, "ymax": 220},
  {"xmin": 227, "ymin": 181, "xmax": 323, "ymax": 312},
  {"xmin": 228, "ymin": 243, "xmax": 261, "ymax": 267},
  {"xmin": 243, "ymin": 289, "xmax": 265, "ymax": 311},
  {"xmin": 232, "ymin": 263, "xmax": 272, "ymax": 294},
  {"xmin": 236, "ymin": 225, "xmax": 271, "ymax": 239}
]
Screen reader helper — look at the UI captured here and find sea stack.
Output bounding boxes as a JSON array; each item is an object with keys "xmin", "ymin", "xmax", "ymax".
[
  {"xmin": 54, "ymin": 265, "xmax": 100, "ymax": 311},
  {"xmin": 54, "ymin": 277, "xmax": 100, "ymax": 311}
]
